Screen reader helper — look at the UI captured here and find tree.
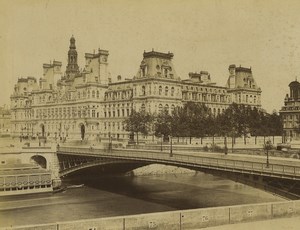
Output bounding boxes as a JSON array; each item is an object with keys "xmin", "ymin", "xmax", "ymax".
[
  {"xmin": 177, "ymin": 102, "xmax": 211, "ymax": 144},
  {"xmin": 123, "ymin": 110, "xmax": 152, "ymax": 144},
  {"xmin": 154, "ymin": 110, "xmax": 173, "ymax": 141},
  {"xmin": 268, "ymin": 111, "xmax": 283, "ymax": 143},
  {"xmin": 248, "ymin": 107, "xmax": 262, "ymax": 145},
  {"xmin": 218, "ymin": 103, "xmax": 243, "ymax": 152}
]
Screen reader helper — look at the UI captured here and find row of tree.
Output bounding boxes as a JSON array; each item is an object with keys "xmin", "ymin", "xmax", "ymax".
[{"xmin": 123, "ymin": 102, "xmax": 283, "ymax": 149}]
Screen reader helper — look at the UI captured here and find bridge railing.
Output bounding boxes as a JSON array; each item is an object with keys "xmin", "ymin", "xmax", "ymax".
[{"xmin": 57, "ymin": 147, "xmax": 300, "ymax": 179}]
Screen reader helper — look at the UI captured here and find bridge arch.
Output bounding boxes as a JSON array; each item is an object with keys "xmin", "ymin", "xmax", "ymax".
[
  {"xmin": 59, "ymin": 158, "xmax": 149, "ymax": 177},
  {"xmin": 30, "ymin": 155, "xmax": 47, "ymax": 169}
]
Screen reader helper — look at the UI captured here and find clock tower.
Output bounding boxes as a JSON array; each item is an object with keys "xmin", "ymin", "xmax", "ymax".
[{"xmin": 66, "ymin": 35, "xmax": 80, "ymax": 77}]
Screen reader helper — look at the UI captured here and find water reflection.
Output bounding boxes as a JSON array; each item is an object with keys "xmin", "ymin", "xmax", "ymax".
[{"xmin": 0, "ymin": 167, "xmax": 284, "ymax": 227}]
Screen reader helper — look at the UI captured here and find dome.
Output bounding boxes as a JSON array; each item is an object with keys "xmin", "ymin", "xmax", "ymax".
[{"xmin": 288, "ymin": 80, "xmax": 300, "ymax": 88}]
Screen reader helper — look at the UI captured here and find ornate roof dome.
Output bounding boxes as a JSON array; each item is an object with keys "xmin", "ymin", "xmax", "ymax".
[{"xmin": 288, "ymin": 80, "xmax": 300, "ymax": 88}]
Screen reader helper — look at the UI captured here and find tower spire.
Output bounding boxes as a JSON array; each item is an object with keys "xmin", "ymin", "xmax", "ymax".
[{"xmin": 66, "ymin": 35, "xmax": 79, "ymax": 76}]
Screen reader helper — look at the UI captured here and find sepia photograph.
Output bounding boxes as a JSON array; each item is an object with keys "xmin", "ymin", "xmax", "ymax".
[{"xmin": 0, "ymin": 0, "xmax": 300, "ymax": 229}]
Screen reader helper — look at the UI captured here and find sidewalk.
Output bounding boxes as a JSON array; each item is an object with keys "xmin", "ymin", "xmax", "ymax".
[{"xmin": 202, "ymin": 217, "xmax": 300, "ymax": 230}]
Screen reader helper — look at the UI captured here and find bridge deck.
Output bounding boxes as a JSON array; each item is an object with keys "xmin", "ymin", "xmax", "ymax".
[{"xmin": 57, "ymin": 147, "xmax": 300, "ymax": 180}]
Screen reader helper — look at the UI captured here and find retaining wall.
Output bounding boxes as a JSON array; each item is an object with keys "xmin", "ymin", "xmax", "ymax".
[{"xmin": 2, "ymin": 200, "xmax": 300, "ymax": 230}]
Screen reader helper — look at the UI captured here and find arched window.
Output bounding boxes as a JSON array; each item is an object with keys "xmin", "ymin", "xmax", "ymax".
[
  {"xmin": 87, "ymin": 90, "xmax": 90, "ymax": 98},
  {"xmin": 92, "ymin": 90, "xmax": 95, "ymax": 98},
  {"xmin": 165, "ymin": 86, "xmax": 168, "ymax": 96},
  {"xmin": 164, "ymin": 104, "xmax": 169, "ymax": 113},
  {"xmin": 158, "ymin": 104, "xmax": 163, "ymax": 113},
  {"xmin": 164, "ymin": 68, "xmax": 168, "ymax": 77},
  {"xmin": 159, "ymin": 86, "xmax": 162, "ymax": 95},
  {"xmin": 171, "ymin": 104, "xmax": 175, "ymax": 112},
  {"xmin": 97, "ymin": 90, "xmax": 99, "ymax": 98},
  {"xmin": 83, "ymin": 91, "xmax": 86, "ymax": 98},
  {"xmin": 142, "ymin": 86, "xmax": 146, "ymax": 96},
  {"xmin": 171, "ymin": 87, "xmax": 175, "ymax": 96}
]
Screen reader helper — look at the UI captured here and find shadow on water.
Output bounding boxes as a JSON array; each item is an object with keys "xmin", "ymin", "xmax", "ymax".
[{"xmin": 64, "ymin": 165, "xmax": 284, "ymax": 210}]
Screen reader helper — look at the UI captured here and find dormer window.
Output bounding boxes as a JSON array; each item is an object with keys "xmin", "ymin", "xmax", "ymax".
[{"xmin": 141, "ymin": 66, "xmax": 147, "ymax": 77}]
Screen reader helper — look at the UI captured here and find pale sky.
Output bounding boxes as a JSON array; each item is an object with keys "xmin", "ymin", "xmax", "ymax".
[{"xmin": 1, "ymin": 0, "xmax": 300, "ymax": 112}]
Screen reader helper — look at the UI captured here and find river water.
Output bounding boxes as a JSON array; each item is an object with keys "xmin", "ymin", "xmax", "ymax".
[{"xmin": 0, "ymin": 168, "xmax": 284, "ymax": 228}]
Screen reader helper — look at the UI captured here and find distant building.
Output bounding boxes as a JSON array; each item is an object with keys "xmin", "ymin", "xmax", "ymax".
[
  {"xmin": 0, "ymin": 105, "xmax": 11, "ymax": 136},
  {"xmin": 10, "ymin": 36, "xmax": 262, "ymax": 142},
  {"xmin": 280, "ymin": 80, "xmax": 300, "ymax": 142}
]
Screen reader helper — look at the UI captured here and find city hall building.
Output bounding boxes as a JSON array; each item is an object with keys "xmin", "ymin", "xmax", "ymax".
[
  {"xmin": 10, "ymin": 37, "xmax": 261, "ymax": 142},
  {"xmin": 280, "ymin": 80, "xmax": 300, "ymax": 142}
]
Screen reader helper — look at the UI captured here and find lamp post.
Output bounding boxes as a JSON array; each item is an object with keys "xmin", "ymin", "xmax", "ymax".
[
  {"xmin": 161, "ymin": 134, "xmax": 163, "ymax": 152},
  {"xmin": 264, "ymin": 139, "xmax": 272, "ymax": 168},
  {"xmin": 169, "ymin": 135, "xmax": 173, "ymax": 157}
]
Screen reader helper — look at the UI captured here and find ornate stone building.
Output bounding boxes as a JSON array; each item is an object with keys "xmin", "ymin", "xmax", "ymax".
[
  {"xmin": 10, "ymin": 37, "xmax": 261, "ymax": 142},
  {"xmin": 0, "ymin": 105, "xmax": 11, "ymax": 136},
  {"xmin": 280, "ymin": 80, "xmax": 300, "ymax": 142}
]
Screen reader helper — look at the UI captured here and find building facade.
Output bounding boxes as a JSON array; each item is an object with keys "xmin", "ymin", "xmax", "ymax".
[
  {"xmin": 0, "ymin": 105, "xmax": 11, "ymax": 136},
  {"xmin": 10, "ymin": 37, "xmax": 261, "ymax": 142},
  {"xmin": 280, "ymin": 80, "xmax": 300, "ymax": 142}
]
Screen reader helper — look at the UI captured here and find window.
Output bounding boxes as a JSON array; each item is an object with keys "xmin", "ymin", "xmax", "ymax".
[
  {"xmin": 92, "ymin": 91, "xmax": 95, "ymax": 98},
  {"xmin": 164, "ymin": 68, "xmax": 168, "ymax": 77},
  {"xmin": 97, "ymin": 91, "xmax": 99, "ymax": 98},
  {"xmin": 171, "ymin": 87, "xmax": 175, "ymax": 96},
  {"xmin": 92, "ymin": 110, "xmax": 95, "ymax": 118},
  {"xmin": 165, "ymin": 86, "xmax": 168, "ymax": 96},
  {"xmin": 158, "ymin": 104, "xmax": 163, "ymax": 113},
  {"xmin": 142, "ymin": 86, "xmax": 146, "ymax": 96},
  {"xmin": 141, "ymin": 104, "xmax": 146, "ymax": 112},
  {"xmin": 159, "ymin": 86, "xmax": 162, "ymax": 95},
  {"xmin": 164, "ymin": 104, "xmax": 169, "ymax": 113}
]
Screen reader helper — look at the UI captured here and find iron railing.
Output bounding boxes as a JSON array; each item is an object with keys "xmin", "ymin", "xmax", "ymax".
[{"xmin": 57, "ymin": 147, "xmax": 300, "ymax": 180}]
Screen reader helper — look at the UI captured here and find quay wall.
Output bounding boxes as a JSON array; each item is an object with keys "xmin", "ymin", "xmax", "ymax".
[{"xmin": 2, "ymin": 200, "xmax": 300, "ymax": 230}]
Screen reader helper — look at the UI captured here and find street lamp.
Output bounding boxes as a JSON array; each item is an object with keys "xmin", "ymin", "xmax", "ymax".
[
  {"xmin": 169, "ymin": 135, "xmax": 173, "ymax": 157},
  {"xmin": 161, "ymin": 134, "xmax": 163, "ymax": 152},
  {"xmin": 264, "ymin": 139, "xmax": 272, "ymax": 168}
]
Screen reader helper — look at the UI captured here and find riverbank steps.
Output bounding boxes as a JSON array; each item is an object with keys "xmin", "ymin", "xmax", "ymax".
[{"xmin": 1, "ymin": 200, "xmax": 299, "ymax": 230}]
